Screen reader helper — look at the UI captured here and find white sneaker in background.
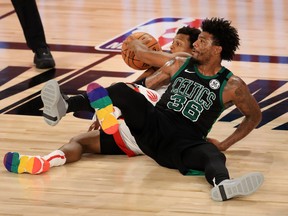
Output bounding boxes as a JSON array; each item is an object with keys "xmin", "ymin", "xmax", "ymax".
[{"xmin": 41, "ymin": 79, "xmax": 68, "ymax": 126}]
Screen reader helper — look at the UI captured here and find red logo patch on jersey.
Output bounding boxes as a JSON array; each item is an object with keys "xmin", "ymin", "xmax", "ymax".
[{"xmin": 146, "ymin": 90, "xmax": 159, "ymax": 102}]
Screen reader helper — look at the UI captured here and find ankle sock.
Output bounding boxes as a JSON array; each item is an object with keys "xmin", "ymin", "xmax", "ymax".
[
  {"xmin": 43, "ymin": 150, "xmax": 66, "ymax": 167},
  {"xmin": 67, "ymin": 93, "xmax": 95, "ymax": 113}
]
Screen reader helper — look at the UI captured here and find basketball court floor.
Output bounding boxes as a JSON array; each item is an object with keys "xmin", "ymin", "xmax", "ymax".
[{"xmin": 0, "ymin": 1, "xmax": 287, "ymax": 215}]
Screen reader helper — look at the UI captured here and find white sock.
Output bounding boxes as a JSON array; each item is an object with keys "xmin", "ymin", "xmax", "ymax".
[
  {"xmin": 43, "ymin": 150, "xmax": 66, "ymax": 168},
  {"xmin": 113, "ymin": 106, "xmax": 122, "ymax": 118}
]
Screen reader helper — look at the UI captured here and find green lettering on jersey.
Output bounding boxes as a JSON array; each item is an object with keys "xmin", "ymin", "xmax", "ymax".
[{"xmin": 167, "ymin": 77, "xmax": 216, "ymax": 121}]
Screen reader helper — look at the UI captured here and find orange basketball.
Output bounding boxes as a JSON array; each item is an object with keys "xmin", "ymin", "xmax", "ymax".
[{"xmin": 121, "ymin": 32, "xmax": 161, "ymax": 70}]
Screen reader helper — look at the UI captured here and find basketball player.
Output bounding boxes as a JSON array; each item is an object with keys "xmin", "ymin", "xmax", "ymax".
[
  {"xmin": 4, "ymin": 18, "xmax": 264, "ymax": 201},
  {"xmin": 4, "ymin": 27, "xmax": 202, "ymax": 172},
  {"xmin": 70, "ymin": 17, "xmax": 265, "ymax": 201},
  {"xmin": 11, "ymin": 0, "xmax": 55, "ymax": 69}
]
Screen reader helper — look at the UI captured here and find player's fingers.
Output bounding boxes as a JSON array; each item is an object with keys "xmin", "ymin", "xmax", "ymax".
[
  {"xmin": 126, "ymin": 35, "xmax": 136, "ymax": 42},
  {"xmin": 128, "ymin": 34, "xmax": 151, "ymax": 45},
  {"xmin": 139, "ymin": 36, "xmax": 152, "ymax": 45},
  {"xmin": 87, "ymin": 121, "xmax": 100, "ymax": 131}
]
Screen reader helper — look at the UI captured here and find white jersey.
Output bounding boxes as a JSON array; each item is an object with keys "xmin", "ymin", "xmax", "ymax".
[
  {"xmin": 117, "ymin": 119, "xmax": 144, "ymax": 155},
  {"xmin": 93, "ymin": 84, "xmax": 168, "ymax": 156},
  {"xmin": 113, "ymin": 84, "xmax": 168, "ymax": 156}
]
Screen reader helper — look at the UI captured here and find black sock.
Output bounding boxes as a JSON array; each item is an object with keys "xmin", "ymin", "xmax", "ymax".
[{"xmin": 66, "ymin": 93, "xmax": 94, "ymax": 113}]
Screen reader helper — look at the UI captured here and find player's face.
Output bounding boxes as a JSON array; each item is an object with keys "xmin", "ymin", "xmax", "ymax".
[
  {"xmin": 192, "ymin": 32, "xmax": 215, "ymax": 63},
  {"xmin": 170, "ymin": 34, "xmax": 193, "ymax": 54}
]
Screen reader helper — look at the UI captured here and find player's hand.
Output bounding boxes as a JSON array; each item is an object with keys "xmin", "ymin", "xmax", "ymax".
[
  {"xmin": 126, "ymin": 36, "xmax": 151, "ymax": 52},
  {"xmin": 206, "ymin": 137, "xmax": 227, "ymax": 151},
  {"xmin": 88, "ymin": 120, "xmax": 100, "ymax": 131},
  {"xmin": 128, "ymin": 33, "xmax": 152, "ymax": 44}
]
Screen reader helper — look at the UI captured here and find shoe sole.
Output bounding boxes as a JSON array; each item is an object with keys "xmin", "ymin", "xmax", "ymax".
[
  {"xmin": 41, "ymin": 80, "xmax": 66, "ymax": 126},
  {"xmin": 211, "ymin": 172, "xmax": 264, "ymax": 201},
  {"xmin": 3, "ymin": 152, "xmax": 46, "ymax": 174},
  {"xmin": 87, "ymin": 82, "xmax": 119, "ymax": 134}
]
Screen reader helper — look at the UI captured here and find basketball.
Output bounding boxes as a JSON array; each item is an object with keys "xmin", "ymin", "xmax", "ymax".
[{"xmin": 121, "ymin": 32, "xmax": 161, "ymax": 70}]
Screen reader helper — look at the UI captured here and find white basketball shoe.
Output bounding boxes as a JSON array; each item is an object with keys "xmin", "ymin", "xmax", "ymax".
[
  {"xmin": 41, "ymin": 79, "xmax": 68, "ymax": 126},
  {"xmin": 211, "ymin": 172, "xmax": 264, "ymax": 201}
]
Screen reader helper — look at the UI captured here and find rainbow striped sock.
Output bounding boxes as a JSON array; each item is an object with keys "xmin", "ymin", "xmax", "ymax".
[
  {"xmin": 87, "ymin": 83, "xmax": 119, "ymax": 134},
  {"xmin": 3, "ymin": 152, "xmax": 50, "ymax": 174}
]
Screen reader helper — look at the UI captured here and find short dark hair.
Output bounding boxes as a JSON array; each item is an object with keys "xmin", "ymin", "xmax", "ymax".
[
  {"xmin": 201, "ymin": 17, "xmax": 240, "ymax": 61},
  {"xmin": 177, "ymin": 26, "xmax": 201, "ymax": 49}
]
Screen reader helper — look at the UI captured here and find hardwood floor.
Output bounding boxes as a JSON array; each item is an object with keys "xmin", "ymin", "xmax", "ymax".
[{"xmin": 0, "ymin": 1, "xmax": 287, "ymax": 215}]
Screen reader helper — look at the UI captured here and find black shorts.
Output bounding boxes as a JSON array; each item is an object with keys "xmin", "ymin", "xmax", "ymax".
[{"xmin": 99, "ymin": 130, "xmax": 125, "ymax": 155}]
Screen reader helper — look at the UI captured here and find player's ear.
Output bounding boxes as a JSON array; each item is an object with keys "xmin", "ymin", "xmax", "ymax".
[{"xmin": 214, "ymin": 46, "xmax": 222, "ymax": 55}]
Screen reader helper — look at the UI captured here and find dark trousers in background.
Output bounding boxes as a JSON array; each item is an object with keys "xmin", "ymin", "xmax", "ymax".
[{"xmin": 11, "ymin": 0, "xmax": 48, "ymax": 52}]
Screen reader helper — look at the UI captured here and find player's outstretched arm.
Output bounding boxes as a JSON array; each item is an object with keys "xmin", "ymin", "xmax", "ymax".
[
  {"xmin": 127, "ymin": 37, "xmax": 190, "ymax": 68},
  {"xmin": 144, "ymin": 57, "xmax": 186, "ymax": 90}
]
